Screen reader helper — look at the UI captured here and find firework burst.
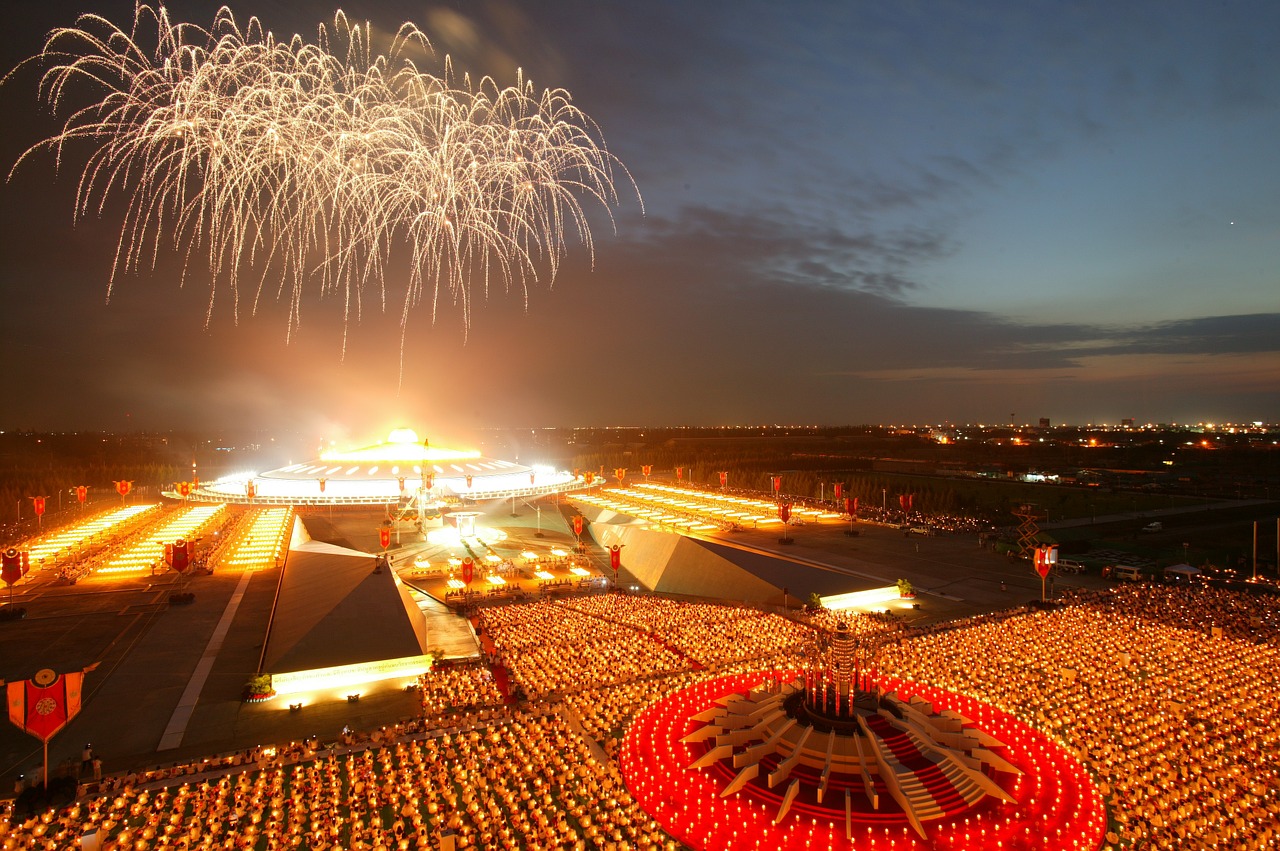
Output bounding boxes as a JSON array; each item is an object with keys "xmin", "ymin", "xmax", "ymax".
[{"xmin": 8, "ymin": 3, "xmax": 639, "ymax": 352}]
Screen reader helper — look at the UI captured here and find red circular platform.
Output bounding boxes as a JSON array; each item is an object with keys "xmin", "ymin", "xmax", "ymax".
[{"xmin": 619, "ymin": 671, "xmax": 1107, "ymax": 850}]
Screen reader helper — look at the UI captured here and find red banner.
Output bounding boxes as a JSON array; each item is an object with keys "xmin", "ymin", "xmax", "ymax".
[
  {"xmin": 772, "ymin": 476, "xmax": 781, "ymax": 493},
  {"xmin": 5, "ymin": 667, "xmax": 95, "ymax": 744},
  {"xmin": 530, "ymin": 472, "xmax": 536, "ymax": 485},
  {"xmin": 573, "ymin": 515, "xmax": 584, "ymax": 537},
  {"xmin": 423, "ymin": 473, "xmax": 433, "ymax": 490},
  {"xmin": 76, "ymin": 486, "xmax": 87, "ymax": 504},
  {"xmin": 614, "ymin": 467, "xmax": 627, "ymax": 482},
  {"xmin": 642, "ymin": 465, "xmax": 652, "ymax": 477},
  {"xmin": 898, "ymin": 494, "xmax": 907, "ymax": 511},
  {"xmin": 172, "ymin": 539, "xmax": 189, "ymax": 572},
  {"xmin": 319, "ymin": 478, "xmax": 327, "ymax": 493},
  {"xmin": 1035, "ymin": 546, "xmax": 1056, "ymax": 579},
  {"xmin": 778, "ymin": 502, "xmax": 792, "ymax": 523},
  {"xmin": 844, "ymin": 497, "xmax": 854, "ymax": 516},
  {"xmin": 584, "ymin": 472, "xmax": 595, "ymax": 485},
  {"xmin": 21, "ymin": 552, "xmax": 30, "ymax": 577},
  {"xmin": 833, "ymin": 483, "xmax": 843, "ymax": 500},
  {"xmin": 461, "ymin": 557, "xmax": 474, "ymax": 585},
  {"xmin": 908, "ymin": 493, "xmax": 915, "ymax": 510},
  {"xmin": 379, "ymin": 526, "xmax": 392, "ymax": 549},
  {"xmin": 32, "ymin": 496, "xmax": 46, "ymax": 517},
  {"xmin": 178, "ymin": 481, "xmax": 191, "ymax": 498},
  {"xmin": 115, "ymin": 480, "xmax": 132, "ymax": 498},
  {"xmin": 610, "ymin": 544, "xmax": 622, "ymax": 572},
  {"xmin": 398, "ymin": 477, "xmax": 407, "ymax": 493},
  {"xmin": 676, "ymin": 467, "xmax": 683, "ymax": 481},
  {"xmin": 719, "ymin": 471, "xmax": 728, "ymax": 488},
  {"xmin": 246, "ymin": 481, "xmax": 257, "ymax": 500},
  {"xmin": 1, "ymin": 549, "xmax": 19, "ymax": 587},
  {"xmin": 465, "ymin": 475, "xmax": 473, "ymax": 489}
]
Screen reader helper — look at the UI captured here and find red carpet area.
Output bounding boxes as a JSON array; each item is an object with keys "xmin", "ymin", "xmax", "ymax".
[{"xmin": 619, "ymin": 671, "xmax": 1107, "ymax": 850}]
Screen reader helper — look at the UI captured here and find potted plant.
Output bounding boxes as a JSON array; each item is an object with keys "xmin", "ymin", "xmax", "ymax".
[{"xmin": 243, "ymin": 673, "xmax": 275, "ymax": 703}]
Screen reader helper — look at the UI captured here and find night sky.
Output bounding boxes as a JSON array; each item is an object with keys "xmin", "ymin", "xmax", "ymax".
[{"xmin": 2, "ymin": 0, "xmax": 1278, "ymax": 444}]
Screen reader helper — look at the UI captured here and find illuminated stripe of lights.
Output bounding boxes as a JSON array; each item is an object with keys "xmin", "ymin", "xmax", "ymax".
[
  {"xmin": 21, "ymin": 504, "xmax": 157, "ymax": 566},
  {"xmin": 97, "ymin": 505, "xmax": 226, "ymax": 574},
  {"xmin": 220, "ymin": 507, "xmax": 294, "ymax": 571}
]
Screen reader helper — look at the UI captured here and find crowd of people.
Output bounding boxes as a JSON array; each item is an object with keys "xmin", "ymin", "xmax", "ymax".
[
  {"xmin": 3, "ymin": 585, "xmax": 1278, "ymax": 849},
  {"xmin": 417, "ymin": 662, "xmax": 506, "ymax": 719}
]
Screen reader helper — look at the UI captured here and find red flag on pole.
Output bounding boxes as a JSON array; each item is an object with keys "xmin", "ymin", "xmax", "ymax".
[
  {"xmin": 844, "ymin": 497, "xmax": 854, "ymax": 516},
  {"xmin": 6, "ymin": 667, "xmax": 95, "ymax": 743},
  {"xmin": 246, "ymin": 481, "xmax": 257, "ymax": 501},
  {"xmin": 465, "ymin": 474, "xmax": 473, "ymax": 489},
  {"xmin": 719, "ymin": 471, "xmax": 728, "ymax": 488},
  {"xmin": 642, "ymin": 465, "xmax": 652, "ymax": 477},
  {"xmin": 614, "ymin": 467, "xmax": 627, "ymax": 482},
  {"xmin": 573, "ymin": 515, "xmax": 584, "ymax": 537},
  {"xmin": 178, "ymin": 481, "xmax": 191, "ymax": 498},
  {"xmin": 172, "ymin": 540, "xmax": 190, "ymax": 572},
  {"xmin": 676, "ymin": 467, "xmax": 683, "ymax": 482},
  {"xmin": 379, "ymin": 525, "xmax": 391, "ymax": 549},
  {"xmin": 115, "ymin": 480, "xmax": 132, "ymax": 498},
  {"xmin": 898, "ymin": 494, "xmax": 907, "ymax": 511},
  {"xmin": 32, "ymin": 496, "xmax": 46, "ymax": 517},
  {"xmin": 318, "ymin": 478, "xmax": 327, "ymax": 493},
  {"xmin": 609, "ymin": 544, "xmax": 622, "ymax": 572},
  {"xmin": 772, "ymin": 476, "xmax": 781, "ymax": 493},
  {"xmin": 21, "ymin": 552, "xmax": 31, "ymax": 577},
  {"xmin": 908, "ymin": 493, "xmax": 915, "ymax": 510},
  {"xmin": 833, "ymin": 483, "xmax": 843, "ymax": 500},
  {"xmin": 530, "ymin": 472, "xmax": 536, "ymax": 485},
  {"xmin": 75, "ymin": 486, "xmax": 87, "ymax": 504},
  {"xmin": 1, "ymin": 549, "xmax": 19, "ymax": 587},
  {"xmin": 461, "ymin": 557, "xmax": 474, "ymax": 585},
  {"xmin": 423, "ymin": 472, "xmax": 433, "ymax": 490},
  {"xmin": 778, "ymin": 503, "xmax": 792, "ymax": 523},
  {"xmin": 398, "ymin": 477, "xmax": 407, "ymax": 494}
]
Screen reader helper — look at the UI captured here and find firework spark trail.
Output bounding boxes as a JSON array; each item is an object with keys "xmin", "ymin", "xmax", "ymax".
[{"xmin": 7, "ymin": 3, "xmax": 639, "ymax": 358}]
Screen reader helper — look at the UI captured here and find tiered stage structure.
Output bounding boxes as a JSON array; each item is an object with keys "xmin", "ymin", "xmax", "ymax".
[
  {"xmin": 620, "ymin": 623, "xmax": 1107, "ymax": 849},
  {"xmin": 173, "ymin": 428, "xmax": 587, "ymax": 509}
]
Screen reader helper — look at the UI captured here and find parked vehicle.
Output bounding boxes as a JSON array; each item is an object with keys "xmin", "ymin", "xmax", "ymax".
[
  {"xmin": 1142, "ymin": 521, "xmax": 1163, "ymax": 533},
  {"xmin": 1111, "ymin": 565, "xmax": 1145, "ymax": 582},
  {"xmin": 1057, "ymin": 559, "xmax": 1086, "ymax": 574}
]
